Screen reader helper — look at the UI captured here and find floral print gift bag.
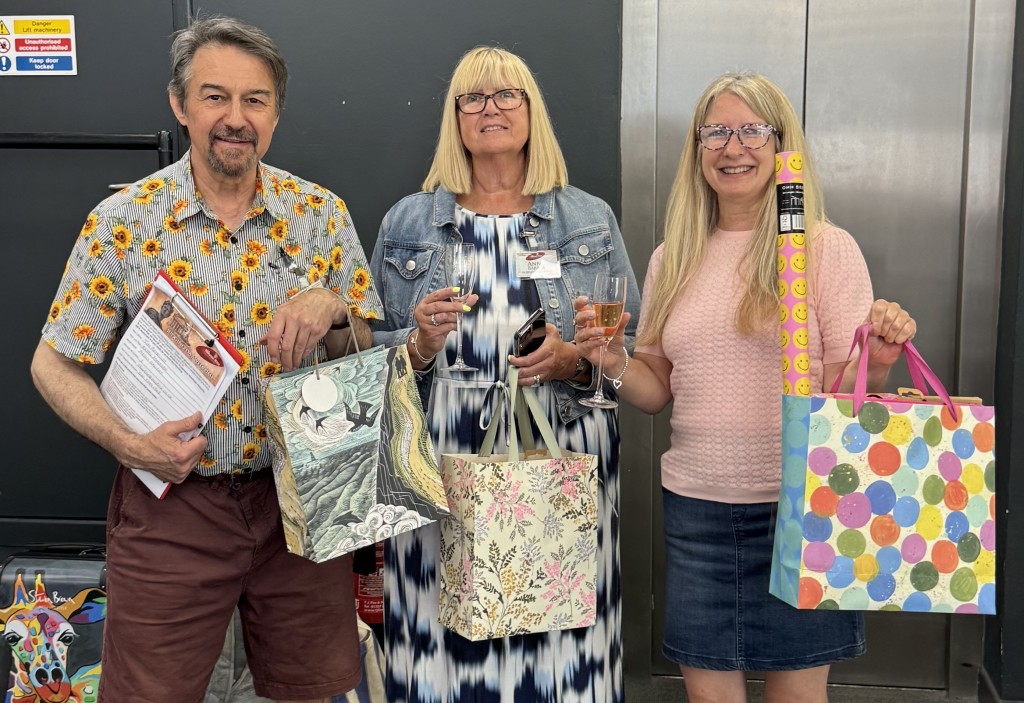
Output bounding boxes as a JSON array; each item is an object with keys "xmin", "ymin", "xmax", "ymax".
[{"xmin": 438, "ymin": 367, "xmax": 599, "ymax": 641}]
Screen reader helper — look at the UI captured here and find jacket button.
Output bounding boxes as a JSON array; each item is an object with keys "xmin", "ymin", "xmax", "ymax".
[
  {"xmin": 578, "ymin": 244, "xmax": 590, "ymax": 256},
  {"xmin": 529, "ymin": 216, "xmax": 540, "ymax": 228},
  {"xmin": 405, "ymin": 260, "xmax": 417, "ymax": 271},
  {"xmin": 548, "ymin": 298, "xmax": 560, "ymax": 309}
]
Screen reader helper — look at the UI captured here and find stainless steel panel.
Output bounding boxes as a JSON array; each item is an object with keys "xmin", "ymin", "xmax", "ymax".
[
  {"xmin": 805, "ymin": 1, "xmax": 969, "ymax": 388},
  {"xmin": 802, "ymin": 0, "xmax": 972, "ymax": 689},
  {"xmin": 948, "ymin": 1, "xmax": 1015, "ymax": 695},
  {"xmin": 656, "ymin": 0, "xmax": 806, "ymax": 238},
  {"xmin": 620, "ymin": 0, "xmax": 660, "ymax": 686},
  {"xmin": 623, "ymin": 0, "xmax": 1014, "ymax": 693},
  {"xmin": 648, "ymin": 0, "xmax": 807, "ymax": 677},
  {"xmin": 959, "ymin": 0, "xmax": 1014, "ymax": 401}
]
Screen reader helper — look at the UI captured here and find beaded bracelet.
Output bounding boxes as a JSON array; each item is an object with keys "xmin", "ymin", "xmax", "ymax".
[
  {"xmin": 408, "ymin": 331, "xmax": 437, "ymax": 366},
  {"xmin": 603, "ymin": 352, "xmax": 629, "ymax": 389}
]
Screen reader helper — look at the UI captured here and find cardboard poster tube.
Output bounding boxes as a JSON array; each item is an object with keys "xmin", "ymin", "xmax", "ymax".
[{"xmin": 776, "ymin": 151, "xmax": 810, "ymax": 396}]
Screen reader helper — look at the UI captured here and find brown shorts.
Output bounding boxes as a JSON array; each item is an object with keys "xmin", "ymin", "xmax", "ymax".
[{"xmin": 99, "ymin": 466, "xmax": 361, "ymax": 702}]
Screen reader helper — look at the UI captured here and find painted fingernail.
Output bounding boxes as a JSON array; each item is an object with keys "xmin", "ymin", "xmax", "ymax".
[
  {"xmin": 452, "ymin": 286, "xmax": 461, "ymax": 294},
  {"xmin": 462, "ymin": 304, "xmax": 471, "ymax": 312}
]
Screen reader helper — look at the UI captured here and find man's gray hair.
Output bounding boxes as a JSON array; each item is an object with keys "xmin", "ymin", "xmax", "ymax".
[{"xmin": 168, "ymin": 16, "xmax": 288, "ymax": 113}]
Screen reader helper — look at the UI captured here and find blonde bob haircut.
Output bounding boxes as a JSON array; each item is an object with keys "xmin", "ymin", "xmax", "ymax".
[
  {"xmin": 422, "ymin": 46, "xmax": 568, "ymax": 195},
  {"xmin": 638, "ymin": 72, "xmax": 829, "ymax": 346}
]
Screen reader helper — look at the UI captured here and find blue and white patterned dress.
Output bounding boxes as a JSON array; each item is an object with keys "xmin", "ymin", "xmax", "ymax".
[{"xmin": 384, "ymin": 206, "xmax": 623, "ymax": 702}]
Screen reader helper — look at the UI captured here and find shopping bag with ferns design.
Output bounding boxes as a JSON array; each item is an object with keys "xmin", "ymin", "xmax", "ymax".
[{"xmin": 438, "ymin": 367, "xmax": 599, "ymax": 640}]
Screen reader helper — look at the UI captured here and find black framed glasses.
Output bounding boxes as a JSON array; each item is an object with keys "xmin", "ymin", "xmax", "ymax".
[
  {"xmin": 696, "ymin": 123, "xmax": 779, "ymax": 151},
  {"xmin": 455, "ymin": 88, "xmax": 527, "ymax": 114}
]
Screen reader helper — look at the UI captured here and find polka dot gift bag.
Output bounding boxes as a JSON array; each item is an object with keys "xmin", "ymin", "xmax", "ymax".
[{"xmin": 770, "ymin": 324, "xmax": 996, "ymax": 613}]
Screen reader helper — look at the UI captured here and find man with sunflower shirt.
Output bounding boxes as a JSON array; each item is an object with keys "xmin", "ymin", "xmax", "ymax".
[{"xmin": 30, "ymin": 16, "xmax": 381, "ymax": 703}]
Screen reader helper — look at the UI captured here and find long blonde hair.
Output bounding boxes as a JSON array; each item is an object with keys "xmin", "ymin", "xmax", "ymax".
[
  {"xmin": 638, "ymin": 72, "xmax": 828, "ymax": 346},
  {"xmin": 422, "ymin": 46, "xmax": 568, "ymax": 195}
]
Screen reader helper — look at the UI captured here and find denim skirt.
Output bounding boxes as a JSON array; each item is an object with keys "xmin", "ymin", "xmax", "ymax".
[{"xmin": 661, "ymin": 490, "xmax": 866, "ymax": 671}]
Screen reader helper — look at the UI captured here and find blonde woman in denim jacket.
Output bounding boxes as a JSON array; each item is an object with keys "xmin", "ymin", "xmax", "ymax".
[{"xmin": 369, "ymin": 46, "xmax": 639, "ymax": 703}]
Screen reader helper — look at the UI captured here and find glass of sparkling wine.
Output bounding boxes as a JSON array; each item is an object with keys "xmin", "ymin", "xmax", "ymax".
[
  {"xmin": 580, "ymin": 273, "xmax": 627, "ymax": 409},
  {"xmin": 445, "ymin": 242, "xmax": 478, "ymax": 372}
]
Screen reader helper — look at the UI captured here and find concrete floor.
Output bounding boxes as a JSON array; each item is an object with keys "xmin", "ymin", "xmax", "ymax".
[{"xmin": 626, "ymin": 676, "xmax": 972, "ymax": 702}]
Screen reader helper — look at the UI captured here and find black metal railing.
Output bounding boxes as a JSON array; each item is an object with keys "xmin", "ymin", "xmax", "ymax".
[{"xmin": 0, "ymin": 131, "xmax": 174, "ymax": 168}]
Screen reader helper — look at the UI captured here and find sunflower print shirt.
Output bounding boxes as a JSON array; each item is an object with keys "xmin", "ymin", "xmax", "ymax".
[{"xmin": 41, "ymin": 151, "xmax": 382, "ymax": 476}]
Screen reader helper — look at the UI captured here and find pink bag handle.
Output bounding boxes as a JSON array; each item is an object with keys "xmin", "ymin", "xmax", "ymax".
[{"xmin": 828, "ymin": 323, "xmax": 958, "ymax": 420}]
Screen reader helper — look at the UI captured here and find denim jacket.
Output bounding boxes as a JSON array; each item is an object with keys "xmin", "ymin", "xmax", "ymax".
[{"xmin": 369, "ymin": 185, "xmax": 640, "ymax": 425}]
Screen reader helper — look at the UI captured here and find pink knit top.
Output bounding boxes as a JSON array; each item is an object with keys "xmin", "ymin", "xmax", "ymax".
[{"xmin": 635, "ymin": 226, "xmax": 873, "ymax": 503}]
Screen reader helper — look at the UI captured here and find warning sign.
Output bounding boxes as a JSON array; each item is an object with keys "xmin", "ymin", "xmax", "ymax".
[
  {"xmin": 16, "ymin": 38, "xmax": 72, "ymax": 52},
  {"xmin": 0, "ymin": 15, "xmax": 76, "ymax": 76}
]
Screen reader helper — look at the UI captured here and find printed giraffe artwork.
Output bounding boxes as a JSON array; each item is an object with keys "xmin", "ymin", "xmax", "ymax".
[{"xmin": 0, "ymin": 571, "xmax": 105, "ymax": 703}]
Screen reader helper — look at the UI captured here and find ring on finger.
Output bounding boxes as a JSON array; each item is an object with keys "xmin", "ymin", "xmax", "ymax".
[
  {"xmin": 533, "ymin": 373, "xmax": 541, "ymax": 386},
  {"xmin": 430, "ymin": 313, "xmax": 439, "ymax": 326}
]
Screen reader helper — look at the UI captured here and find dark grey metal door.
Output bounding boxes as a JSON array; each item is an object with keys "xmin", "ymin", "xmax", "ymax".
[{"xmin": 1, "ymin": 0, "xmax": 179, "ymax": 553}]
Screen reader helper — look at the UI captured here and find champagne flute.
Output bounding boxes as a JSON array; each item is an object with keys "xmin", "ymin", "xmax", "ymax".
[
  {"xmin": 445, "ymin": 242, "xmax": 478, "ymax": 372},
  {"xmin": 580, "ymin": 273, "xmax": 627, "ymax": 409}
]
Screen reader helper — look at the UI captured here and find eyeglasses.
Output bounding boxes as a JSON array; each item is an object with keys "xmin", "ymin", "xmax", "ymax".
[
  {"xmin": 455, "ymin": 88, "xmax": 527, "ymax": 114},
  {"xmin": 696, "ymin": 123, "xmax": 779, "ymax": 151}
]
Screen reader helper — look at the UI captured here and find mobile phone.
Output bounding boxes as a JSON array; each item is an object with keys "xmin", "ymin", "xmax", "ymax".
[{"xmin": 512, "ymin": 308, "xmax": 547, "ymax": 357}]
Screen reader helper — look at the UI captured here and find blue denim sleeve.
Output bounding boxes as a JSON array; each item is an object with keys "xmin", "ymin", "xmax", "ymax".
[
  {"xmin": 369, "ymin": 202, "xmax": 436, "ymax": 407},
  {"xmin": 550, "ymin": 197, "xmax": 641, "ymax": 425}
]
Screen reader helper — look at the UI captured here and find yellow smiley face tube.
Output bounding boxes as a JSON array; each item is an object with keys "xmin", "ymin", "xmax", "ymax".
[{"xmin": 776, "ymin": 151, "xmax": 810, "ymax": 396}]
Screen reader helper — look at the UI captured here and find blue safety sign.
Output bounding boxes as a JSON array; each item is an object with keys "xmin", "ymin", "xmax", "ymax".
[
  {"xmin": 16, "ymin": 55, "xmax": 72, "ymax": 71},
  {"xmin": 0, "ymin": 56, "xmax": 11, "ymax": 72}
]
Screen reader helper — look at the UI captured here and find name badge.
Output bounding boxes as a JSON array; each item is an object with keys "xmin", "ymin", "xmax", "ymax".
[{"xmin": 515, "ymin": 249, "xmax": 561, "ymax": 279}]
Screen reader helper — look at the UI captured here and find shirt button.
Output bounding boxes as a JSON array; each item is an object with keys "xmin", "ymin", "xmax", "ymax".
[
  {"xmin": 578, "ymin": 244, "xmax": 590, "ymax": 256},
  {"xmin": 238, "ymin": 329, "xmax": 246, "ymax": 338},
  {"xmin": 548, "ymin": 298, "xmax": 560, "ymax": 309},
  {"xmin": 405, "ymin": 260, "xmax": 417, "ymax": 271},
  {"xmin": 243, "ymin": 426, "xmax": 252, "ymax": 433},
  {"xmin": 241, "ymin": 377, "xmax": 250, "ymax": 385},
  {"xmin": 229, "ymin": 236, "xmax": 238, "ymax": 244}
]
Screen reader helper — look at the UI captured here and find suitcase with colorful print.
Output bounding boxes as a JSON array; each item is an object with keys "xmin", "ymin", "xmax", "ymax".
[{"xmin": 0, "ymin": 545, "xmax": 107, "ymax": 703}]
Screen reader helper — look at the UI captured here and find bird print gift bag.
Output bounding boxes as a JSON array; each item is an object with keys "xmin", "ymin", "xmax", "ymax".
[
  {"xmin": 438, "ymin": 367, "xmax": 599, "ymax": 641},
  {"xmin": 263, "ymin": 344, "xmax": 450, "ymax": 563},
  {"xmin": 770, "ymin": 325, "xmax": 996, "ymax": 613}
]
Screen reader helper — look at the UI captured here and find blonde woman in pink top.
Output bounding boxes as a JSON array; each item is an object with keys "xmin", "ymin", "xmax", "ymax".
[{"xmin": 575, "ymin": 73, "xmax": 917, "ymax": 703}]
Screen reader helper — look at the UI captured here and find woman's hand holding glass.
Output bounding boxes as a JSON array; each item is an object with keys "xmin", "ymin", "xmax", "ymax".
[
  {"xmin": 409, "ymin": 287, "xmax": 478, "ymax": 367},
  {"xmin": 445, "ymin": 243, "xmax": 479, "ymax": 371},
  {"xmin": 573, "ymin": 295, "xmax": 632, "ymax": 392},
  {"xmin": 577, "ymin": 275, "xmax": 628, "ymax": 408}
]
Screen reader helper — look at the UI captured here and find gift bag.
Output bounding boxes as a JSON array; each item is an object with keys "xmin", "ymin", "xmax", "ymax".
[
  {"xmin": 770, "ymin": 324, "xmax": 996, "ymax": 613},
  {"xmin": 263, "ymin": 342, "xmax": 449, "ymax": 562},
  {"xmin": 438, "ymin": 367, "xmax": 599, "ymax": 641}
]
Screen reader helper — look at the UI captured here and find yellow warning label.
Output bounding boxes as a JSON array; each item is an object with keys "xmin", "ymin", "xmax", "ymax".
[
  {"xmin": 0, "ymin": 21, "xmax": 9, "ymax": 36},
  {"xmin": 14, "ymin": 19, "xmax": 71, "ymax": 35}
]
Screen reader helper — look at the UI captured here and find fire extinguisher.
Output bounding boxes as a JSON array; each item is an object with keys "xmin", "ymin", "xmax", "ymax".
[{"xmin": 353, "ymin": 542, "xmax": 384, "ymax": 625}]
